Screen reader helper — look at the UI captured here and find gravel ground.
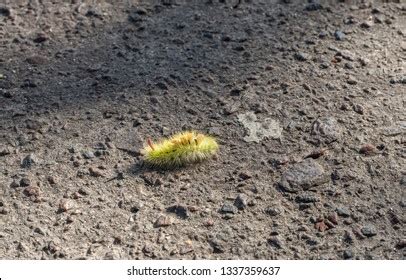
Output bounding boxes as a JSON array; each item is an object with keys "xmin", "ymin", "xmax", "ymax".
[{"xmin": 0, "ymin": 0, "xmax": 405, "ymax": 260}]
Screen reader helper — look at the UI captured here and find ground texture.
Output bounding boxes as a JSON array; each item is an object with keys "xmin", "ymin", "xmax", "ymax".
[{"xmin": 0, "ymin": 0, "xmax": 405, "ymax": 259}]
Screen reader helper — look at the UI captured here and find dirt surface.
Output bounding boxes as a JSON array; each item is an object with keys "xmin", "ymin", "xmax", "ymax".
[{"xmin": 0, "ymin": 0, "xmax": 405, "ymax": 260}]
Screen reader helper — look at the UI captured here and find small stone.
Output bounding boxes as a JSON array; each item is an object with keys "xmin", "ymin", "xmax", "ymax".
[
  {"xmin": 360, "ymin": 21, "xmax": 373, "ymax": 28},
  {"xmin": 220, "ymin": 203, "xmax": 237, "ymax": 214},
  {"xmin": 209, "ymin": 239, "xmax": 226, "ymax": 253},
  {"xmin": 334, "ymin": 30, "xmax": 345, "ymax": 41},
  {"xmin": 347, "ymin": 77, "xmax": 358, "ymax": 85},
  {"xmin": 234, "ymin": 194, "xmax": 248, "ymax": 210},
  {"xmin": 358, "ymin": 57, "xmax": 369, "ymax": 66},
  {"xmin": 204, "ymin": 219, "xmax": 215, "ymax": 227},
  {"xmin": 89, "ymin": 167, "xmax": 104, "ymax": 177},
  {"xmin": 294, "ymin": 52, "xmax": 310, "ymax": 61},
  {"xmin": 389, "ymin": 76, "xmax": 406, "ymax": 84},
  {"xmin": 396, "ymin": 239, "xmax": 406, "ymax": 249},
  {"xmin": 311, "ymin": 117, "xmax": 342, "ymax": 142},
  {"xmin": 238, "ymin": 171, "xmax": 252, "ymax": 180},
  {"xmin": 33, "ymin": 33, "xmax": 48, "ymax": 43},
  {"xmin": 353, "ymin": 104, "xmax": 364, "ymax": 114},
  {"xmin": 154, "ymin": 215, "xmax": 173, "ymax": 227},
  {"xmin": 34, "ymin": 227, "xmax": 45, "ymax": 235},
  {"xmin": 21, "ymin": 154, "xmax": 37, "ymax": 168},
  {"xmin": 359, "ymin": 144, "xmax": 376, "ymax": 155},
  {"xmin": 304, "ymin": 2, "xmax": 322, "ymax": 11},
  {"xmin": 265, "ymin": 206, "xmax": 282, "ymax": 216},
  {"xmin": 361, "ymin": 225, "xmax": 377, "ymax": 237},
  {"xmin": 23, "ymin": 185, "xmax": 40, "ymax": 197},
  {"xmin": 343, "ymin": 250, "xmax": 353, "ymax": 259},
  {"xmin": 327, "ymin": 212, "xmax": 338, "ymax": 225},
  {"xmin": 58, "ymin": 199, "xmax": 74, "ymax": 213},
  {"xmin": 344, "ymin": 62, "xmax": 354, "ymax": 69},
  {"xmin": 279, "ymin": 159, "xmax": 327, "ymax": 192},
  {"xmin": 26, "ymin": 56, "xmax": 48, "ymax": 65},
  {"xmin": 47, "ymin": 176, "xmax": 57, "ymax": 185},
  {"xmin": 179, "ymin": 241, "xmax": 194, "ymax": 255},
  {"xmin": 336, "ymin": 206, "xmax": 351, "ymax": 217},
  {"xmin": 315, "ymin": 220, "xmax": 328, "ymax": 232},
  {"xmin": 10, "ymin": 181, "xmax": 20, "ymax": 188},
  {"xmin": 267, "ymin": 237, "xmax": 284, "ymax": 249},
  {"xmin": 295, "ymin": 193, "xmax": 319, "ymax": 203},
  {"xmin": 19, "ymin": 178, "xmax": 31, "ymax": 187},
  {"xmin": 82, "ymin": 151, "xmax": 95, "ymax": 159},
  {"xmin": 237, "ymin": 111, "xmax": 282, "ymax": 143},
  {"xmin": 319, "ymin": 31, "xmax": 328, "ymax": 38},
  {"xmin": 142, "ymin": 244, "xmax": 155, "ymax": 257}
]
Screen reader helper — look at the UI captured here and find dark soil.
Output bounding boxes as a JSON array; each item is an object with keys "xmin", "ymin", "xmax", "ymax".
[{"xmin": 0, "ymin": 0, "xmax": 405, "ymax": 260}]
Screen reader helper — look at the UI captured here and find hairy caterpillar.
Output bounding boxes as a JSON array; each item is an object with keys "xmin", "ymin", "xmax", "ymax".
[{"xmin": 142, "ymin": 131, "xmax": 218, "ymax": 169}]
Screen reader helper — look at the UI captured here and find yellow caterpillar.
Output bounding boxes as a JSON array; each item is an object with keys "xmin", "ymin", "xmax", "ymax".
[{"xmin": 142, "ymin": 131, "xmax": 218, "ymax": 169}]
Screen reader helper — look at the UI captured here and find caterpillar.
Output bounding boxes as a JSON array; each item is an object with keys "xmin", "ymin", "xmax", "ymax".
[{"xmin": 141, "ymin": 131, "xmax": 219, "ymax": 169}]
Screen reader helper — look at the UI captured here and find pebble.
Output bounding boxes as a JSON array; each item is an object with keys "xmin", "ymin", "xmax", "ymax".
[
  {"xmin": 209, "ymin": 239, "xmax": 226, "ymax": 253},
  {"xmin": 26, "ymin": 56, "xmax": 48, "ymax": 65},
  {"xmin": 21, "ymin": 154, "xmax": 37, "ymax": 168},
  {"xmin": 58, "ymin": 199, "xmax": 75, "ymax": 213},
  {"xmin": 396, "ymin": 239, "xmax": 406, "ymax": 249},
  {"xmin": 23, "ymin": 185, "xmax": 40, "ymax": 197},
  {"xmin": 304, "ymin": 2, "xmax": 322, "ymax": 11},
  {"xmin": 19, "ymin": 178, "xmax": 31, "ymax": 187},
  {"xmin": 47, "ymin": 176, "xmax": 57, "ymax": 185},
  {"xmin": 220, "ymin": 203, "xmax": 238, "ymax": 214},
  {"xmin": 82, "ymin": 151, "xmax": 95, "ymax": 159},
  {"xmin": 267, "ymin": 237, "xmax": 284, "ymax": 249},
  {"xmin": 154, "ymin": 215, "xmax": 173, "ymax": 227},
  {"xmin": 311, "ymin": 117, "xmax": 342, "ymax": 141},
  {"xmin": 360, "ymin": 21, "xmax": 373, "ymax": 28},
  {"xmin": 319, "ymin": 31, "xmax": 328, "ymax": 38},
  {"xmin": 361, "ymin": 225, "xmax": 377, "ymax": 237},
  {"xmin": 336, "ymin": 206, "xmax": 351, "ymax": 217},
  {"xmin": 315, "ymin": 220, "xmax": 328, "ymax": 232},
  {"xmin": 234, "ymin": 194, "xmax": 248, "ymax": 210},
  {"xmin": 279, "ymin": 159, "xmax": 327, "ymax": 192},
  {"xmin": 353, "ymin": 104, "xmax": 364, "ymax": 114},
  {"xmin": 334, "ymin": 30, "xmax": 345, "ymax": 41},
  {"xmin": 294, "ymin": 52, "xmax": 310, "ymax": 61},
  {"xmin": 295, "ymin": 193, "xmax": 319, "ymax": 203},
  {"xmin": 347, "ymin": 77, "xmax": 358, "ymax": 85},
  {"xmin": 9, "ymin": 181, "xmax": 20, "ymax": 188},
  {"xmin": 359, "ymin": 144, "xmax": 376, "ymax": 155},
  {"xmin": 89, "ymin": 167, "xmax": 104, "ymax": 177},
  {"xmin": 179, "ymin": 242, "xmax": 194, "ymax": 255},
  {"xmin": 238, "ymin": 171, "xmax": 252, "ymax": 180},
  {"xmin": 389, "ymin": 76, "xmax": 406, "ymax": 84},
  {"xmin": 327, "ymin": 212, "xmax": 338, "ymax": 225},
  {"xmin": 237, "ymin": 111, "xmax": 282, "ymax": 143},
  {"xmin": 265, "ymin": 206, "xmax": 282, "ymax": 216},
  {"xmin": 343, "ymin": 249, "xmax": 353, "ymax": 259},
  {"xmin": 358, "ymin": 57, "xmax": 369, "ymax": 66},
  {"xmin": 33, "ymin": 33, "xmax": 48, "ymax": 43}
]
